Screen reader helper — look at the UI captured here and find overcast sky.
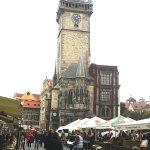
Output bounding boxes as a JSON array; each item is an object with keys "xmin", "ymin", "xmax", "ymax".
[{"xmin": 0, "ymin": 0, "xmax": 150, "ymax": 101}]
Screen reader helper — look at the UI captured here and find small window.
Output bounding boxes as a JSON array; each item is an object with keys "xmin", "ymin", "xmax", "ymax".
[{"xmin": 27, "ymin": 92, "xmax": 30, "ymax": 95}]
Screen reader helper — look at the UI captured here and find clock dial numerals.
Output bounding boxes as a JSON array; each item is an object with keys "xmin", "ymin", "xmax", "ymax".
[{"xmin": 72, "ymin": 14, "xmax": 81, "ymax": 27}]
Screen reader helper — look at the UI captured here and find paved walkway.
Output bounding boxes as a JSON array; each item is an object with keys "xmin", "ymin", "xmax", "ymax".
[{"xmin": 25, "ymin": 143, "xmax": 69, "ymax": 150}]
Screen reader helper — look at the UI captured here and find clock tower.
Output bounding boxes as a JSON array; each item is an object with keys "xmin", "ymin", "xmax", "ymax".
[
  {"xmin": 49, "ymin": 0, "xmax": 119, "ymax": 128},
  {"xmin": 51, "ymin": 0, "xmax": 94, "ymax": 126},
  {"xmin": 56, "ymin": 0, "xmax": 93, "ymax": 80}
]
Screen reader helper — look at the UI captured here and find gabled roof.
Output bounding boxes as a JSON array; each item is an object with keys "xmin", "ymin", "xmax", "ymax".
[
  {"xmin": 61, "ymin": 54, "xmax": 93, "ymax": 81},
  {"xmin": 125, "ymin": 100, "xmax": 148, "ymax": 111},
  {"xmin": 62, "ymin": 63, "xmax": 92, "ymax": 80},
  {"xmin": 126, "ymin": 97, "xmax": 136, "ymax": 102},
  {"xmin": 15, "ymin": 91, "xmax": 41, "ymax": 101},
  {"xmin": 14, "ymin": 91, "xmax": 41, "ymax": 109},
  {"xmin": 132, "ymin": 101, "xmax": 146, "ymax": 110}
]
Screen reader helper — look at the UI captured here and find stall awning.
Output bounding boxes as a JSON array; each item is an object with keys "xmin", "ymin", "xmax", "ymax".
[{"xmin": 0, "ymin": 96, "xmax": 22, "ymax": 118}]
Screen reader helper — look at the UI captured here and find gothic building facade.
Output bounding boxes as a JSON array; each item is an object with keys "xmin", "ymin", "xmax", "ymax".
[
  {"xmin": 48, "ymin": 0, "xmax": 120, "ymax": 128},
  {"xmin": 89, "ymin": 64, "xmax": 120, "ymax": 120},
  {"xmin": 51, "ymin": 0, "xmax": 93, "ymax": 127}
]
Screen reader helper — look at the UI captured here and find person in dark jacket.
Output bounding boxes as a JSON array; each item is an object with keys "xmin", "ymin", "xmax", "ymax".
[
  {"xmin": 45, "ymin": 130, "xmax": 55, "ymax": 150},
  {"xmin": 34, "ymin": 132, "xmax": 40, "ymax": 150},
  {"xmin": 48, "ymin": 131, "xmax": 63, "ymax": 150}
]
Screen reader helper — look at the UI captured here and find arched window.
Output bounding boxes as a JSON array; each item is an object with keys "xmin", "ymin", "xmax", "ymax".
[
  {"xmin": 101, "ymin": 107, "xmax": 105, "ymax": 117},
  {"xmin": 68, "ymin": 90, "xmax": 73, "ymax": 104},
  {"xmin": 64, "ymin": 91, "xmax": 68, "ymax": 105},
  {"xmin": 101, "ymin": 107, "xmax": 111, "ymax": 117},
  {"xmin": 106, "ymin": 108, "xmax": 111, "ymax": 117},
  {"xmin": 75, "ymin": 87, "xmax": 79, "ymax": 102},
  {"xmin": 80, "ymin": 87, "xmax": 84, "ymax": 101}
]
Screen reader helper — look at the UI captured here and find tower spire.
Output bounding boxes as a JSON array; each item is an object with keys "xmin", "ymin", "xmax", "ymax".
[{"xmin": 53, "ymin": 61, "xmax": 57, "ymax": 86}]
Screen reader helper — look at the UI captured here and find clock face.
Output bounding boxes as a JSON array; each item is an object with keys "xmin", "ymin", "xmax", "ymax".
[{"xmin": 72, "ymin": 14, "xmax": 81, "ymax": 25}]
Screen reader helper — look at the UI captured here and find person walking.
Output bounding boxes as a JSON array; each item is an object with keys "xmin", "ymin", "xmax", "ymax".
[
  {"xmin": 73, "ymin": 130, "xmax": 83, "ymax": 150},
  {"xmin": 49, "ymin": 131, "xmax": 63, "ymax": 150},
  {"xmin": 20, "ymin": 134, "xmax": 25, "ymax": 150},
  {"xmin": 26, "ymin": 131, "xmax": 34, "ymax": 148},
  {"xmin": 34, "ymin": 132, "xmax": 40, "ymax": 150},
  {"xmin": 44, "ymin": 130, "xmax": 53, "ymax": 150}
]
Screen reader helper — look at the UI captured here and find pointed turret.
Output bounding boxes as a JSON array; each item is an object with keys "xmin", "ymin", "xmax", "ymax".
[{"xmin": 53, "ymin": 62, "xmax": 57, "ymax": 86}]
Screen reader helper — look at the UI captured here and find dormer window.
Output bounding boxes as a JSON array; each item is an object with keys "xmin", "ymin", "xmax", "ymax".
[{"xmin": 27, "ymin": 92, "xmax": 30, "ymax": 95}]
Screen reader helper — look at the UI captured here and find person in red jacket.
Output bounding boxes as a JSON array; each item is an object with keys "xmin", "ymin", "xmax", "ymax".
[{"xmin": 27, "ymin": 131, "xmax": 34, "ymax": 148}]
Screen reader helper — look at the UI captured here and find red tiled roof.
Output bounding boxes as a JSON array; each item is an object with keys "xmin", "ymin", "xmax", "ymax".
[
  {"xmin": 132, "ymin": 101, "xmax": 146, "ymax": 110},
  {"xmin": 33, "ymin": 94, "xmax": 41, "ymax": 100},
  {"xmin": 22, "ymin": 100, "xmax": 40, "ymax": 108},
  {"xmin": 15, "ymin": 91, "xmax": 41, "ymax": 109},
  {"xmin": 125, "ymin": 100, "xmax": 149, "ymax": 111},
  {"xmin": 15, "ymin": 93, "xmax": 41, "ymax": 100}
]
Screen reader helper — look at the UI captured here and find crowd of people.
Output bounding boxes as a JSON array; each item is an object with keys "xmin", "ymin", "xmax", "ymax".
[
  {"xmin": 25, "ymin": 129, "xmax": 63, "ymax": 150},
  {"xmin": 0, "ymin": 130, "xmax": 17, "ymax": 150},
  {"xmin": 1, "ymin": 127, "xmax": 150, "ymax": 150},
  {"xmin": 0, "ymin": 128, "xmax": 64, "ymax": 150},
  {"xmin": 61, "ymin": 129, "xmax": 150, "ymax": 150}
]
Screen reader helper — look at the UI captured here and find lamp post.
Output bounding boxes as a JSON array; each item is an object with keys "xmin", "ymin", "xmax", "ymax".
[
  {"xmin": 15, "ymin": 119, "xmax": 21, "ymax": 150},
  {"xmin": 45, "ymin": 93, "xmax": 51, "ymax": 131}
]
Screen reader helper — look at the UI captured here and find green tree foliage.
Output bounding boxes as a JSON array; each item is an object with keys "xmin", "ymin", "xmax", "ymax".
[{"xmin": 120, "ymin": 102, "xmax": 150, "ymax": 120}]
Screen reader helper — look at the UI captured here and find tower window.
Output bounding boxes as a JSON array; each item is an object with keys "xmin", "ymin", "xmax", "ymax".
[
  {"xmin": 27, "ymin": 92, "xmax": 30, "ymax": 95},
  {"xmin": 100, "ymin": 71, "xmax": 112, "ymax": 85},
  {"xmin": 101, "ymin": 107, "xmax": 111, "ymax": 117},
  {"xmin": 68, "ymin": 90, "xmax": 73, "ymax": 104},
  {"xmin": 85, "ymin": 5, "xmax": 88, "ymax": 10},
  {"xmin": 66, "ymin": 3, "xmax": 68, "ymax": 7},
  {"xmin": 100, "ymin": 89, "xmax": 111, "ymax": 102}
]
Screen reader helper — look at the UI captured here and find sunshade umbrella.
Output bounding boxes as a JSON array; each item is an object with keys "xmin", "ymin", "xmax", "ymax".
[
  {"xmin": 96, "ymin": 115, "xmax": 126, "ymax": 129},
  {"xmin": 112, "ymin": 117, "xmax": 136, "ymax": 127},
  {"xmin": 0, "ymin": 96, "xmax": 22, "ymax": 118},
  {"xmin": 81, "ymin": 116, "xmax": 106, "ymax": 128}
]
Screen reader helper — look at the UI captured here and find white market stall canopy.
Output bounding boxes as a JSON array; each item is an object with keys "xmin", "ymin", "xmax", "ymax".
[
  {"xmin": 96, "ymin": 115, "xmax": 135, "ymax": 130},
  {"xmin": 76, "ymin": 118, "xmax": 90, "ymax": 128},
  {"xmin": 80, "ymin": 116, "xmax": 106, "ymax": 128},
  {"xmin": 96, "ymin": 115, "xmax": 126, "ymax": 129},
  {"xmin": 116, "ymin": 118, "xmax": 150, "ymax": 130},
  {"xmin": 65, "ymin": 119, "xmax": 81, "ymax": 127},
  {"xmin": 57, "ymin": 116, "xmax": 106, "ymax": 131}
]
